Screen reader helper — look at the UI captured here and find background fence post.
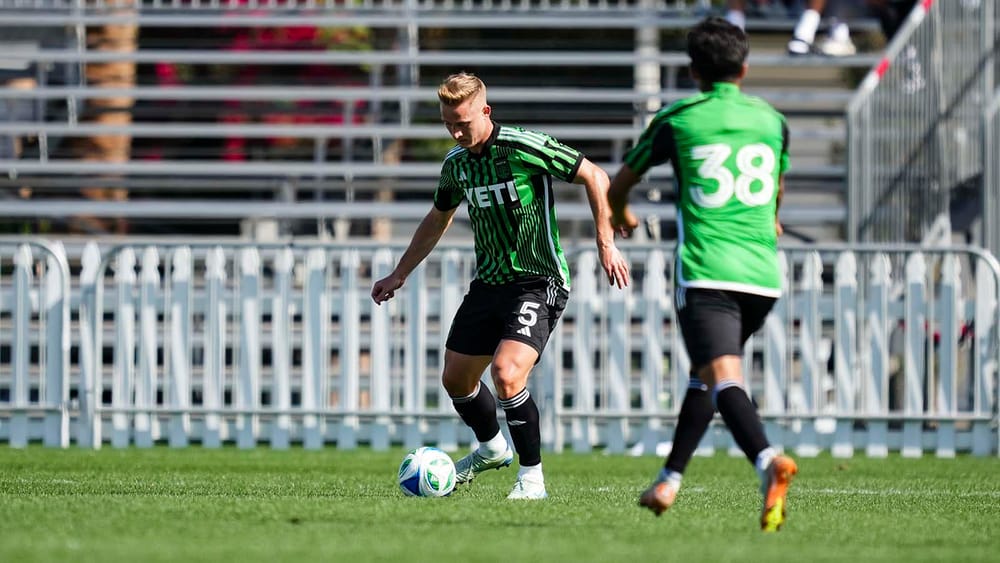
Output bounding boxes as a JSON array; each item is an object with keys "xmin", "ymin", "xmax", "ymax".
[
  {"xmin": 865, "ymin": 254, "xmax": 891, "ymax": 458},
  {"xmin": 168, "ymin": 247, "xmax": 192, "ymax": 449},
  {"xmin": 237, "ymin": 247, "xmax": 261, "ymax": 449},
  {"xmin": 935, "ymin": 254, "xmax": 960, "ymax": 458},
  {"xmin": 302, "ymin": 248, "xmax": 329, "ymax": 450},
  {"xmin": 270, "ymin": 248, "xmax": 294, "ymax": 450},
  {"xmin": 973, "ymin": 257, "xmax": 997, "ymax": 456},
  {"xmin": 832, "ymin": 251, "xmax": 858, "ymax": 458},
  {"xmin": 903, "ymin": 253, "xmax": 927, "ymax": 457},
  {"xmin": 572, "ymin": 251, "xmax": 597, "ymax": 453},
  {"xmin": 112, "ymin": 248, "xmax": 136, "ymax": 448},
  {"xmin": 402, "ymin": 264, "xmax": 427, "ymax": 450},
  {"xmin": 436, "ymin": 250, "xmax": 462, "ymax": 451},
  {"xmin": 135, "ymin": 247, "xmax": 160, "ymax": 448},
  {"xmin": 10, "ymin": 245, "xmax": 33, "ymax": 448},
  {"xmin": 796, "ymin": 252, "xmax": 823, "ymax": 458},
  {"xmin": 606, "ymin": 265, "xmax": 630, "ymax": 454},
  {"xmin": 338, "ymin": 250, "xmax": 361, "ymax": 450},
  {"xmin": 202, "ymin": 247, "xmax": 227, "ymax": 449},
  {"xmin": 763, "ymin": 251, "xmax": 789, "ymax": 451},
  {"xmin": 43, "ymin": 242, "xmax": 70, "ymax": 448},
  {"xmin": 369, "ymin": 248, "xmax": 394, "ymax": 451},
  {"xmin": 639, "ymin": 249, "xmax": 667, "ymax": 455},
  {"xmin": 78, "ymin": 242, "xmax": 102, "ymax": 448}
]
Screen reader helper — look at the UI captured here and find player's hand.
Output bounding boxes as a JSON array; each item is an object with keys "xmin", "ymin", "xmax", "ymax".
[
  {"xmin": 599, "ymin": 243, "xmax": 630, "ymax": 289},
  {"xmin": 611, "ymin": 205, "xmax": 640, "ymax": 239},
  {"xmin": 371, "ymin": 274, "xmax": 405, "ymax": 305},
  {"xmin": 775, "ymin": 219, "xmax": 784, "ymax": 237}
]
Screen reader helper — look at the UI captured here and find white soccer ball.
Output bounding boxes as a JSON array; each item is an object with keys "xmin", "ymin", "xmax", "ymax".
[{"xmin": 397, "ymin": 446, "xmax": 456, "ymax": 498}]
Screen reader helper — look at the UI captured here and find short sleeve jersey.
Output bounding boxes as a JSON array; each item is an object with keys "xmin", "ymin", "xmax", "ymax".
[
  {"xmin": 624, "ymin": 82, "xmax": 790, "ymax": 297},
  {"xmin": 434, "ymin": 122, "xmax": 584, "ymax": 288}
]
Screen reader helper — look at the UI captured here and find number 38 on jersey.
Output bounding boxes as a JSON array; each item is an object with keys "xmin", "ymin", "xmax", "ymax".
[{"xmin": 689, "ymin": 143, "xmax": 777, "ymax": 208}]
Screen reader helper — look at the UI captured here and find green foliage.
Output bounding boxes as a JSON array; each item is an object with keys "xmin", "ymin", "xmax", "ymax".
[{"xmin": 1, "ymin": 447, "xmax": 998, "ymax": 562}]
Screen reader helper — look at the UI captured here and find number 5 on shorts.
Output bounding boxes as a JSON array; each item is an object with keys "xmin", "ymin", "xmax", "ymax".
[{"xmin": 517, "ymin": 301, "xmax": 540, "ymax": 336}]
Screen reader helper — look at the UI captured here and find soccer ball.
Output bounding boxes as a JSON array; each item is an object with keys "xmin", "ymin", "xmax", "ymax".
[{"xmin": 398, "ymin": 446, "xmax": 456, "ymax": 497}]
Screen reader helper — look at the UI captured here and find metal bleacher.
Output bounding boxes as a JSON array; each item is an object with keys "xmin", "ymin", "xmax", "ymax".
[{"xmin": 0, "ymin": 0, "xmax": 884, "ymax": 241}]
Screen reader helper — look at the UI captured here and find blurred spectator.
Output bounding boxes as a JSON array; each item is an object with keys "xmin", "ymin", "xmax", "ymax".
[
  {"xmin": 1, "ymin": 65, "xmax": 37, "ymax": 200},
  {"xmin": 725, "ymin": 0, "xmax": 797, "ymax": 29},
  {"xmin": 2, "ymin": 28, "xmax": 59, "ymax": 233},
  {"xmin": 74, "ymin": 0, "xmax": 138, "ymax": 234},
  {"xmin": 786, "ymin": 0, "xmax": 857, "ymax": 56},
  {"xmin": 1, "ymin": 31, "xmax": 44, "ymax": 202},
  {"xmin": 725, "ymin": 0, "xmax": 858, "ymax": 57}
]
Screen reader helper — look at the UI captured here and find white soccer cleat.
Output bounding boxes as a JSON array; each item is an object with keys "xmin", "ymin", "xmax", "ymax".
[
  {"xmin": 453, "ymin": 447, "xmax": 514, "ymax": 485},
  {"xmin": 506, "ymin": 474, "xmax": 548, "ymax": 500}
]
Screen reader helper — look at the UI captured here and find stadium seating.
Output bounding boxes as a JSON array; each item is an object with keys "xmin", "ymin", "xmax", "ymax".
[{"xmin": 0, "ymin": 1, "xmax": 883, "ymax": 240}]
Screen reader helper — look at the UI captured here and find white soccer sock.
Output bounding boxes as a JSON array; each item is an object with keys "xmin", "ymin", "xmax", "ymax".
[
  {"xmin": 656, "ymin": 468, "xmax": 683, "ymax": 489},
  {"xmin": 755, "ymin": 447, "xmax": 778, "ymax": 483},
  {"xmin": 478, "ymin": 429, "xmax": 509, "ymax": 458},
  {"xmin": 518, "ymin": 462, "xmax": 544, "ymax": 482},
  {"xmin": 725, "ymin": 9, "xmax": 746, "ymax": 30},
  {"xmin": 793, "ymin": 9, "xmax": 822, "ymax": 44}
]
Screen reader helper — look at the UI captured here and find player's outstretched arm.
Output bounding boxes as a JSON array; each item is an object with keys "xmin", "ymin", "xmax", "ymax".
[
  {"xmin": 371, "ymin": 206, "xmax": 456, "ymax": 305},
  {"xmin": 575, "ymin": 158, "xmax": 631, "ymax": 289},
  {"xmin": 608, "ymin": 164, "xmax": 641, "ymax": 239}
]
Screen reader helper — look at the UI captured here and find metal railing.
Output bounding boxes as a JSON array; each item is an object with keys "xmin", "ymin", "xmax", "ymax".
[
  {"xmin": 1, "ymin": 0, "xmax": 709, "ymax": 12},
  {"xmin": 986, "ymin": 89, "xmax": 1000, "ymax": 261},
  {"xmin": 1, "ymin": 240, "xmax": 997, "ymax": 457},
  {"xmin": 847, "ymin": 0, "xmax": 999, "ymax": 245}
]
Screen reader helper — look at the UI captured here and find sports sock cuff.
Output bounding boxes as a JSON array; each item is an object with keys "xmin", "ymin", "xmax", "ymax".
[
  {"xmin": 498, "ymin": 388, "xmax": 530, "ymax": 410},
  {"xmin": 481, "ymin": 430, "xmax": 509, "ymax": 455},
  {"xmin": 657, "ymin": 468, "xmax": 683, "ymax": 487},
  {"xmin": 688, "ymin": 377, "xmax": 708, "ymax": 391},
  {"xmin": 712, "ymin": 380, "xmax": 744, "ymax": 409},
  {"xmin": 755, "ymin": 447, "xmax": 777, "ymax": 474},
  {"xmin": 450, "ymin": 382, "xmax": 480, "ymax": 404}
]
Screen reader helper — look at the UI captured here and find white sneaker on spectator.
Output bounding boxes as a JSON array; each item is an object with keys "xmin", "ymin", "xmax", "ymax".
[
  {"xmin": 819, "ymin": 37, "xmax": 857, "ymax": 57},
  {"xmin": 787, "ymin": 38, "xmax": 819, "ymax": 56}
]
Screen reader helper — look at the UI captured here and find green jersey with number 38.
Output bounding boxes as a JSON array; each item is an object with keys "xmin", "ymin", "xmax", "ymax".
[{"xmin": 624, "ymin": 82, "xmax": 789, "ymax": 297}]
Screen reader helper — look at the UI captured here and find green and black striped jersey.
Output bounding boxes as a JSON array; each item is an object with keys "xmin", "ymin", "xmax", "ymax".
[{"xmin": 434, "ymin": 122, "xmax": 584, "ymax": 288}]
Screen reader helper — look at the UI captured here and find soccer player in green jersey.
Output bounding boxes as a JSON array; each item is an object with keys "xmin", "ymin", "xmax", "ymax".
[
  {"xmin": 608, "ymin": 17, "xmax": 798, "ymax": 531},
  {"xmin": 372, "ymin": 72, "xmax": 630, "ymax": 500}
]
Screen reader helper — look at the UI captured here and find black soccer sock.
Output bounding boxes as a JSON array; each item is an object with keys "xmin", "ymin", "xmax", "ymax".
[
  {"xmin": 499, "ymin": 388, "xmax": 541, "ymax": 467},
  {"xmin": 664, "ymin": 376, "xmax": 715, "ymax": 475},
  {"xmin": 451, "ymin": 383, "xmax": 501, "ymax": 443},
  {"xmin": 713, "ymin": 382, "xmax": 770, "ymax": 464}
]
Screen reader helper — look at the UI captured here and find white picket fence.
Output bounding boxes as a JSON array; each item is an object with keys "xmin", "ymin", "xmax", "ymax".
[{"xmin": 0, "ymin": 240, "xmax": 997, "ymax": 457}]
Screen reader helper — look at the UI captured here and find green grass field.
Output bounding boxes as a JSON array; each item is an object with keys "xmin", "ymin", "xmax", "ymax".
[{"xmin": 1, "ymin": 447, "xmax": 998, "ymax": 563}]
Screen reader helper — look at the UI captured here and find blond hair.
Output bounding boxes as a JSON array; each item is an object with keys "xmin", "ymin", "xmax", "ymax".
[{"xmin": 437, "ymin": 72, "xmax": 486, "ymax": 106}]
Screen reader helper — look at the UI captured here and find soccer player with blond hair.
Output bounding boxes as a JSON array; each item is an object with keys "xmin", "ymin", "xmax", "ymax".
[{"xmin": 372, "ymin": 72, "xmax": 630, "ymax": 500}]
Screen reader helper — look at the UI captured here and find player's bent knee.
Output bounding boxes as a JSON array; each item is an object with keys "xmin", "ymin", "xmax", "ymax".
[
  {"xmin": 441, "ymin": 369, "xmax": 481, "ymax": 397},
  {"xmin": 490, "ymin": 360, "xmax": 530, "ymax": 399}
]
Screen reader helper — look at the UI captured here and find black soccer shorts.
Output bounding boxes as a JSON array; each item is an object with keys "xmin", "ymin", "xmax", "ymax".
[
  {"xmin": 446, "ymin": 276, "xmax": 569, "ymax": 358},
  {"xmin": 675, "ymin": 287, "xmax": 777, "ymax": 369}
]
